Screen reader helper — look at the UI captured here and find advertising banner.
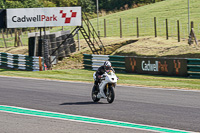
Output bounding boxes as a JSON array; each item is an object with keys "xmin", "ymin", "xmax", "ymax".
[
  {"xmin": 125, "ymin": 57, "xmax": 188, "ymax": 76},
  {"xmin": 7, "ymin": 7, "xmax": 82, "ymax": 28}
]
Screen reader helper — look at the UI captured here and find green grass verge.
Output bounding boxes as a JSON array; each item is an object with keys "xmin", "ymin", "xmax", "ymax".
[{"xmin": 0, "ymin": 68, "xmax": 199, "ymax": 90}]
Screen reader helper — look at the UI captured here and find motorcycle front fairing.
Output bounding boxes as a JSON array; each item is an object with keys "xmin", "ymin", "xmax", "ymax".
[
  {"xmin": 97, "ymin": 80, "xmax": 107, "ymax": 98},
  {"xmin": 97, "ymin": 71, "xmax": 117, "ymax": 99}
]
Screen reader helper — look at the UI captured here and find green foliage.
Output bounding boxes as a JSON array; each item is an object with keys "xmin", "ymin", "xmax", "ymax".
[
  {"xmin": 49, "ymin": 0, "xmax": 95, "ymax": 14},
  {"xmin": 4, "ymin": 0, "xmax": 42, "ymax": 8},
  {"xmin": 0, "ymin": 0, "xmax": 5, "ymax": 9},
  {"xmin": 21, "ymin": 0, "xmax": 43, "ymax": 8},
  {"xmin": 95, "ymin": 0, "xmax": 133, "ymax": 11},
  {"xmin": 42, "ymin": 1, "xmax": 56, "ymax": 7},
  {"xmin": 0, "ymin": 0, "xmax": 165, "ymax": 13},
  {"xmin": 78, "ymin": 0, "xmax": 95, "ymax": 13},
  {"xmin": 6, "ymin": 1, "xmax": 24, "ymax": 8},
  {"xmin": 61, "ymin": 0, "xmax": 79, "ymax": 7},
  {"xmin": 51, "ymin": 0, "xmax": 78, "ymax": 7},
  {"xmin": 92, "ymin": 0, "xmax": 165, "ymax": 11}
]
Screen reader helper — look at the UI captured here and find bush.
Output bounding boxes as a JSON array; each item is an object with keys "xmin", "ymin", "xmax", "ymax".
[
  {"xmin": 21, "ymin": 0, "xmax": 43, "ymax": 8},
  {"xmin": 42, "ymin": 1, "xmax": 56, "ymax": 7},
  {"xmin": 4, "ymin": 0, "xmax": 43, "ymax": 8},
  {"xmin": 78, "ymin": 0, "xmax": 95, "ymax": 13},
  {"xmin": 5, "ymin": 1, "xmax": 24, "ymax": 8},
  {"xmin": 0, "ymin": 0, "xmax": 5, "ymax": 9}
]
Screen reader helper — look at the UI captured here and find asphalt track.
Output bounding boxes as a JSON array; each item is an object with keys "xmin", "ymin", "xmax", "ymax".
[{"xmin": 0, "ymin": 76, "xmax": 200, "ymax": 133}]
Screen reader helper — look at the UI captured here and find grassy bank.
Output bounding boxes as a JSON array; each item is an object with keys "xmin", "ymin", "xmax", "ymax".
[
  {"xmin": 88, "ymin": 0, "xmax": 200, "ymax": 38},
  {"xmin": 113, "ymin": 37, "xmax": 200, "ymax": 58},
  {"xmin": 1, "ymin": 0, "xmax": 200, "ymax": 48},
  {"xmin": 0, "ymin": 68, "xmax": 199, "ymax": 90}
]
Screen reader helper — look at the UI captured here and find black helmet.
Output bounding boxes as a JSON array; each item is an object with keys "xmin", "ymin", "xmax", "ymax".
[{"xmin": 104, "ymin": 61, "xmax": 111, "ymax": 70}]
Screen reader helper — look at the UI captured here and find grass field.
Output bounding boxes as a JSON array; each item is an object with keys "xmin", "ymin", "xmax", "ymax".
[
  {"xmin": 88, "ymin": 0, "xmax": 200, "ymax": 38},
  {"xmin": 42, "ymin": 0, "xmax": 200, "ymax": 41},
  {"xmin": 0, "ymin": 68, "xmax": 200, "ymax": 90},
  {"xmin": 1, "ymin": 0, "xmax": 200, "ymax": 48},
  {"xmin": 51, "ymin": 0, "xmax": 200, "ymax": 39},
  {"xmin": 113, "ymin": 37, "xmax": 200, "ymax": 58}
]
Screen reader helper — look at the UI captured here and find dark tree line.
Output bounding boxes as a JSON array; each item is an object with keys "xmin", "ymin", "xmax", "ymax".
[
  {"xmin": 0, "ymin": 0, "xmax": 165, "ymax": 14},
  {"xmin": 92, "ymin": 0, "xmax": 165, "ymax": 12}
]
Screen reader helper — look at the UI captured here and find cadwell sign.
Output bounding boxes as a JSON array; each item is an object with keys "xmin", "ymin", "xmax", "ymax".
[
  {"xmin": 7, "ymin": 7, "xmax": 82, "ymax": 28},
  {"xmin": 142, "ymin": 60, "xmax": 159, "ymax": 72},
  {"xmin": 125, "ymin": 57, "xmax": 188, "ymax": 76}
]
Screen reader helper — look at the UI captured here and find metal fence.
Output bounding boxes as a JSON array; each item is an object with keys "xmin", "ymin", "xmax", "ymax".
[
  {"xmin": 1, "ymin": 17, "xmax": 200, "ymax": 48},
  {"xmin": 187, "ymin": 59, "xmax": 200, "ymax": 78},
  {"xmin": 83, "ymin": 54, "xmax": 125, "ymax": 72},
  {"xmin": 84, "ymin": 54, "xmax": 200, "ymax": 78},
  {"xmin": 90, "ymin": 17, "xmax": 190, "ymax": 39},
  {"xmin": 0, "ymin": 52, "xmax": 44, "ymax": 71}
]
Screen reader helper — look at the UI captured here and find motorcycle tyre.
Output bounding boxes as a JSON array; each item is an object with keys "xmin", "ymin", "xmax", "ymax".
[
  {"xmin": 91, "ymin": 86, "xmax": 100, "ymax": 102},
  {"xmin": 107, "ymin": 86, "xmax": 115, "ymax": 103}
]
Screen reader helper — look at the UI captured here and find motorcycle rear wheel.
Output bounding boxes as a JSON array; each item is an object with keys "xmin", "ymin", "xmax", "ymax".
[
  {"xmin": 91, "ymin": 86, "xmax": 100, "ymax": 102},
  {"xmin": 107, "ymin": 86, "xmax": 115, "ymax": 103}
]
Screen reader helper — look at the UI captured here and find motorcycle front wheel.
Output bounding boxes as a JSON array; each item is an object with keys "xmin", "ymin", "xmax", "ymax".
[
  {"xmin": 91, "ymin": 86, "xmax": 100, "ymax": 102},
  {"xmin": 107, "ymin": 86, "xmax": 115, "ymax": 103}
]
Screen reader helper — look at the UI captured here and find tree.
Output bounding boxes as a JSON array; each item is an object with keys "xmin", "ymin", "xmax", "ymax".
[
  {"xmin": 51, "ymin": 0, "xmax": 78, "ymax": 7},
  {"xmin": 4, "ymin": 0, "xmax": 43, "ymax": 8},
  {"xmin": 42, "ymin": 1, "xmax": 56, "ymax": 7},
  {"xmin": 0, "ymin": 0, "xmax": 5, "ymax": 9},
  {"xmin": 5, "ymin": 1, "xmax": 24, "ymax": 8},
  {"xmin": 22, "ymin": 0, "xmax": 43, "ymax": 8},
  {"xmin": 78, "ymin": 0, "xmax": 95, "ymax": 13},
  {"xmin": 92, "ymin": 0, "xmax": 165, "ymax": 12}
]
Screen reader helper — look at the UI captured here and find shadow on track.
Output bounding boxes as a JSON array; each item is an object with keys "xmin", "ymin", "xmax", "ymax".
[{"xmin": 60, "ymin": 101, "xmax": 106, "ymax": 105}]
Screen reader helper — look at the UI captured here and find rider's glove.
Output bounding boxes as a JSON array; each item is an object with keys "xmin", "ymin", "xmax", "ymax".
[{"xmin": 98, "ymin": 75, "xmax": 103, "ymax": 79}]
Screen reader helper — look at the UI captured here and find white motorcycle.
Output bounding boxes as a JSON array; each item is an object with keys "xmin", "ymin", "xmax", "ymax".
[{"xmin": 92, "ymin": 70, "xmax": 118, "ymax": 103}]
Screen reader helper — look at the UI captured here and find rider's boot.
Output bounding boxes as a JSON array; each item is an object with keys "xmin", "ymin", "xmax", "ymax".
[
  {"xmin": 96, "ymin": 84, "xmax": 99, "ymax": 92},
  {"xmin": 94, "ymin": 84, "xmax": 99, "ymax": 92}
]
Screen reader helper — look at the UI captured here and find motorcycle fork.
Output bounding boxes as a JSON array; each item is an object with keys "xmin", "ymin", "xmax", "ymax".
[{"xmin": 106, "ymin": 84, "xmax": 109, "ymax": 95}]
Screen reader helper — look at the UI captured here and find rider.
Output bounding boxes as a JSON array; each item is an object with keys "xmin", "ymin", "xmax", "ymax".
[{"xmin": 94, "ymin": 61, "xmax": 115, "ymax": 91}]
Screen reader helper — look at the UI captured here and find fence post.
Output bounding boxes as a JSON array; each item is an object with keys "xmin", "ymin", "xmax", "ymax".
[
  {"xmin": 191, "ymin": 21, "xmax": 194, "ymax": 29},
  {"xmin": 14, "ymin": 29, "xmax": 17, "ymax": 47},
  {"xmin": 43, "ymin": 39, "xmax": 50, "ymax": 69},
  {"xmin": 6, "ymin": 29, "xmax": 8, "ymax": 38},
  {"xmin": 177, "ymin": 20, "xmax": 180, "ymax": 42},
  {"xmin": 120, "ymin": 18, "xmax": 122, "ymax": 38},
  {"xmin": 87, "ymin": 19, "xmax": 90, "ymax": 39},
  {"xmin": 104, "ymin": 19, "xmax": 106, "ymax": 38},
  {"xmin": 18, "ymin": 30, "xmax": 23, "ymax": 46},
  {"xmin": 188, "ymin": 21, "xmax": 198, "ymax": 45},
  {"xmin": 38, "ymin": 28, "xmax": 43, "ymax": 56},
  {"xmin": 77, "ymin": 30, "xmax": 80, "ymax": 51},
  {"xmin": 1, "ymin": 29, "xmax": 7, "ymax": 48},
  {"xmin": 10, "ymin": 29, "xmax": 13, "ymax": 37},
  {"xmin": 166, "ymin": 19, "xmax": 168, "ymax": 40},
  {"xmin": 154, "ymin": 17, "xmax": 157, "ymax": 37},
  {"xmin": 137, "ymin": 17, "xmax": 139, "ymax": 38},
  {"xmin": 17, "ymin": 30, "xmax": 20, "ymax": 47}
]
